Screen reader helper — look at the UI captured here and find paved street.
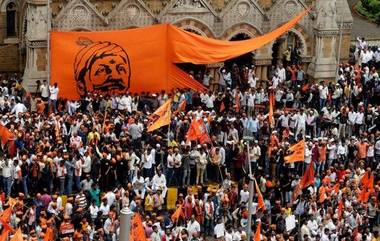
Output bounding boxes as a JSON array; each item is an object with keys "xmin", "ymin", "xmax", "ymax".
[{"xmin": 348, "ymin": 0, "xmax": 380, "ymax": 39}]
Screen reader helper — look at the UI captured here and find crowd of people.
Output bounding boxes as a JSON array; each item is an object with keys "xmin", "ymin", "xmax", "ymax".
[{"xmin": 0, "ymin": 39, "xmax": 379, "ymax": 241}]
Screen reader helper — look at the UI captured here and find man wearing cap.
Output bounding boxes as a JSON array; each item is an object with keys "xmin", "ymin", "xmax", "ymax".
[
  {"xmin": 152, "ymin": 168, "xmax": 167, "ymax": 198},
  {"xmin": 150, "ymin": 224, "xmax": 161, "ymax": 241}
]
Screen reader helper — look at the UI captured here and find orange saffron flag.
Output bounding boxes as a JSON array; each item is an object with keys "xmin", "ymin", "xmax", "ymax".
[
  {"xmin": 51, "ymin": 10, "xmax": 308, "ymax": 99},
  {"xmin": 319, "ymin": 186, "xmax": 327, "ymax": 203},
  {"xmin": 0, "ymin": 125, "xmax": 14, "ymax": 146},
  {"xmin": 361, "ymin": 172, "xmax": 374, "ymax": 191},
  {"xmin": 0, "ymin": 207, "xmax": 12, "ymax": 223},
  {"xmin": 130, "ymin": 213, "xmax": 147, "ymax": 241},
  {"xmin": 44, "ymin": 228, "xmax": 54, "ymax": 241},
  {"xmin": 186, "ymin": 119, "xmax": 211, "ymax": 144},
  {"xmin": 338, "ymin": 200, "xmax": 344, "ymax": 219},
  {"xmin": 220, "ymin": 102, "xmax": 225, "ymax": 113},
  {"xmin": 149, "ymin": 99, "xmax": 172, "ymax": 119},
  {"xmin": 284, "ymin": 140, "xmax": 305, "ymax": 163},
  {"xmin": 178, "ymin": 100, "xmax": 187, "ymax": 112},
  {"xmin": 147, "ymin": 101, "xmax": 172, "ymax": 132},
  {"xmin": 173, "ymin": 100, "xmax": 187, "ymax": 115},
  {"xmin": 171, "ymin": 205, "xmax": 185, "ymax": 222},
  {"xmin": 254, "ymin": 222, "xmax": 261, "ymax": 241},
  {"xmin": 0, "ymin": 229, "xmax": 9, "ymax": 241},
  {"xmin": 255, "ymin": 180, "xmax": 266, "ymax": 211},
  {"xmin": 6, "ymin": 198, "xmax": 17, "ymax": 208},
  {"xmin": 235, "ymin": 93, "xmax": 241, "ymax": 113},
  {"xmin": 300, "ymin": 162, "xmax": 315, "ymax": 188},
  {"xmin": 293, "ymin": 162, "xmax": 314, "ymax": 201},
  {"xmin": 10, "ymin": 228, "xmax": 22, "ymax": 241},
  {"xmin": 333, "ymin": 183, "xmax": 340, "ymax": 194},
  {"xmin": 358, "ymin": 188, "xmax": 371, "ymax": 203},
  {"xmin": 268, "ymin": 91, "xmax": 274, "ymax": 125}
]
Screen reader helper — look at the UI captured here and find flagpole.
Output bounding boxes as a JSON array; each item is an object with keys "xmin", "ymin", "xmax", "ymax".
[
  {"xmin": 47, "ymin": 0, "xmax": 51, "ymax": 85},
  {"xmin": 246, "ymin": 141, "xmax": 255, "ymax": 241},
  {"xmin": 167, "ymin": 109, "xmax": 171, "ymax": 146}
]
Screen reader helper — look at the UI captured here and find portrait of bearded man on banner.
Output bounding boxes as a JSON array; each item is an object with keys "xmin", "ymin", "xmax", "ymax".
[{"xmin": 74, "ymin": 37, "xmax": 131, "ymax": 96}]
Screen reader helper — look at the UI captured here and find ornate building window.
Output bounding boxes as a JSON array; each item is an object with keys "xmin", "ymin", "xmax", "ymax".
[{"xmin": 6, "ymin": 2, "xmax": 16, "ymax": 37}]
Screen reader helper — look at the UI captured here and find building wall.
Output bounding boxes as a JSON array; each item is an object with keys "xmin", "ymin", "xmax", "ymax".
[
  {"xmin": 2, "ymin": 0, "xmax": 353, "ymax": 88},
  {"xmin": 0, "ymin": 0, "xmax": 24, "ymax": 73}
]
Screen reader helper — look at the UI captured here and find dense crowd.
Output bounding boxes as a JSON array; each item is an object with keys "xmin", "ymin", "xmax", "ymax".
[{"xmin": 0, "ymin": 39, "xmax": 379, "ymax": 241}]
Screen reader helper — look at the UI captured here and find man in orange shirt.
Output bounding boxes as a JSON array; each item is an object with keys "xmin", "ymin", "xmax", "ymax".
[
  {"xmin": 317, "ymin": 140, "xmax": 327, "ymax": 175},
  {"xmin": 36, "ymin": 98, "xmax": 45, "ymax": 114},
  {"xmin": 357, "ymin": 139, "xmax": 369, "ymax": 161}
]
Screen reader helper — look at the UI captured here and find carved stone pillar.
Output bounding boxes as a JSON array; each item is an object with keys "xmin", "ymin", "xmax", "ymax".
[
  {"xmin": 255, "ymin": 58, "xmax": 271, "ymax": 81},
  {"xmin": 307, "ymin": 0, "xmax": 339, "ymax": 82},
  {"xmin": 22, "ymin": 1, "xmax": 49, "ymax": 91},
  {"xmin": 307, "ymin": 30, "xmax": 339, "ymax": 81}
]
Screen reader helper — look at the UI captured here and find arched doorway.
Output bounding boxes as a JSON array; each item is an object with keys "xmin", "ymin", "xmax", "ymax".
[
  {"xmin": 225, "ymin": 33, "xmax": 255, "ymax": 70},
  {"xmin": 271, "ymin": 31, "xmax": 304, "ymax": 67}
]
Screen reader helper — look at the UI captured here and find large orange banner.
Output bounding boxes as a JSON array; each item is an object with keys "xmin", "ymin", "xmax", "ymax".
[{"xmin": 51, "ymin": 9, "xmax": 309, "ymax": 99}]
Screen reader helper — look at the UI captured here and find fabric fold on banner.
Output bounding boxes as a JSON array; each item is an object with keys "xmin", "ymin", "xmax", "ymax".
[
  {"xmin": 168, "ymin": 9, "xmax": 309, "ymax": 64},
  {"xmin": 51, "ymin": 9, "xmax": 309, "ymax": 99}
]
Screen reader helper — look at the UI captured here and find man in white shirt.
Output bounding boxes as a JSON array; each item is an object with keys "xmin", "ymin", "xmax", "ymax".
[
  {"xmin": 214, "ymin": 218, "xmax": 225, "ymax": 240},
  {"xmin": 318, "ymin": 82, "xmax": 329, "ymax": 109},
  {"xmin": 239, "ymin": 184, "xmax": 249, "ymax": 204},
  {"xmin": 142, "ymin": 147, "xmax": 154, "ymax": 178},
  {"xmin": 49, "ymin": 83, "xmax": 59, "ymax": 112},
  {"xmin": 39, "ymin": 80, "xmax": 49, "ymax": 101},
  {"xmin": 355, "ymin": 109, "xmax": 365, "ymax": 136},
  {"xmin": 375, "ymin": 48, "xmax": 380, "ymax": 69},
  {"xmin": 348, "ymin": 108, "xmax": 357, "ymax": 137},
  {"xmin": 295, "ymin": 109, "xmax": 307, "ymax": 140},
  {"xmin": 89, "ymin": 200, "xmax": 99, "ymax": 220},
  {"xmin": 361, "ymin": 48, "xmax": 374, "ymax": 67},
  {"xmin": 276, "ymin": 63, "xmax": 286, "ymax": 82},
  {"xmin": 1, "ymin": 158, "xmax": 13, "ymax": 196},
  {"xmin": 74, "ymin": 158, "xmax": 83, "ymax": 191},
  {"xmin": 250, "ymin": 141, "xmax": 261, "ymax": 172},
  {"xmin": 152, "ymin": 169, "xmax": 167, "ymax": 198},
  {"xmin": 187, "ymin": 215, "xmax": 201, "ymax": 239},
  {"xmin": 11, "ymin": 101, "xmax": 27, "ymax": 115}
]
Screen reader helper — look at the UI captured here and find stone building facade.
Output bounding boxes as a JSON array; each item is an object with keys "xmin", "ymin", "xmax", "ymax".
[{"xmin": 0, "ymin": 0, "xmax": 352, "ymax": 90}]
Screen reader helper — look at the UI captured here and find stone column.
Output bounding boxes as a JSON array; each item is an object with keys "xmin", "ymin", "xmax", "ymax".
[
  {"xmin": 307, "ymin": 0, "xmax": 339, "ymax": 82},
  {"xmin": 207, "ymin": 62, "xmax": 223, "ymax": 91},
  {"xmin": 255, "ymin": 58, "xmax": 271, "ymax": 81},
  {"xmin": 22, "ymin": 1, "xmax": 49, "ymax": 92}
]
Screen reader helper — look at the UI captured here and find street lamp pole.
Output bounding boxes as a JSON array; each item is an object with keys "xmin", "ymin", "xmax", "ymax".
[{"xmin": 119, "ymin": 207, "xmax": 133, "ymax": 241}]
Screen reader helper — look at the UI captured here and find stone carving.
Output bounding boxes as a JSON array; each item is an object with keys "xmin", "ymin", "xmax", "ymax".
[
  {"xmin": 285, "ymin": 0, "xmax": 297, "ymax": 15},
  {"xmin": 125, "ymin": 4, "xmax": 140, "ymax": 21},
  {"xmin": 315, "ymin": 0, "xmax": 337, "ymax": 29},
  {"xmin": 26, "ymin": 6, "xmax": 48, "ymax": 40},
  {"xmin": 237, "ymin": 2, "xmax": 250, "ymax": 17},
  {"xmin": 174, "ymin": 0, "xmax": 204, "ymax": 8},
  {"xmin": 70, "ymin": 5, "xmax": 90, "ymax": 23}
]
